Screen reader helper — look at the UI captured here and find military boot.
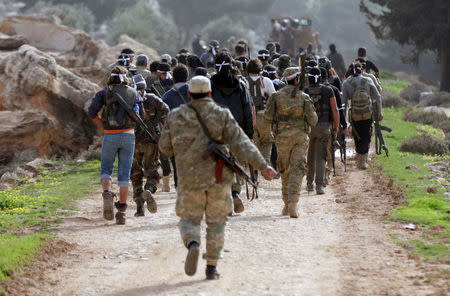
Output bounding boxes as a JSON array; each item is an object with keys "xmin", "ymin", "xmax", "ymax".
[
  {"xmin": 205, "ymin": 265, "xmax": 220, "ymax": 280},
  {"xmin": 232, "ymin": 191, "xmax": 244, "ymax": 213},
  {"xmin": 185, "ymin": 241, "xmax": 199, "ymax": 276},
  {"xmin": 282, "ymin": 204, "xmax": 289, "ymax": 216},
  {"xmin": 162, "ymin": 176, "xmax": 170, "ymax": 192},
  {"xmin": 306, "ymin": 183, "xmax": 314, "ymax": 192},
  {"xmin": 361, "ymin": 154, "xmax": 369, "ymax": 170},
  {"xmin": 144, "ymin": 190, "xmax": 157, "ymax": 213},
  {"xmin": 134, "ymin": 197, "xmax": 145, "ymax": 217},
  {"xmin": 288, "ymin": 202, "xmax": 299, "ymax": 218},
  {"xmin": 102, "ymin": 190, "xmax": 116, "ymax": 220},
  {"xmin": 115, "ymin": 202, "xmax": 127, "ymax": 225},
  {"xmin": 316, "ymin": 185, "xmax": 325, "ymax": 195},
  {"xmin": 144, "ymin": 182, "xmax": 157, "ymax": 194}
]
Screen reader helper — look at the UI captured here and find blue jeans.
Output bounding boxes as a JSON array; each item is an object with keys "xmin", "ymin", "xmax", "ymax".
[{"xmin": 100, "ymin": 132, "xmax": 135, "ymax": 187}]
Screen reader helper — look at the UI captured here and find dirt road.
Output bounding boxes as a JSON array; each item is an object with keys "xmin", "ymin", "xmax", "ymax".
[{"xmin": 6, "ymin": 158, "xmax": 448, "ymax": 296}]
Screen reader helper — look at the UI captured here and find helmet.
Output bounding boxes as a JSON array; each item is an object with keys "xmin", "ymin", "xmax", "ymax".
[{"xmin": 278, "ymin": 54, "xmax": 291, "ymax": 69}]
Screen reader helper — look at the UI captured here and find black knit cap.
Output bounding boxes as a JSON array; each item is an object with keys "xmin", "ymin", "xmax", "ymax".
[{"xmin": 157, "ymin": 62, "xmax": 171, "ymax": 72}]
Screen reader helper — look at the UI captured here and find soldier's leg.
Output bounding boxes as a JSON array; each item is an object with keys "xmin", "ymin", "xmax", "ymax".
[
  {"xmin": 306, "ymin": 128, "xmax": 318, "ymax": 188},
  {"xmin": 160, "ymin": 154, "xmax": 171, "ymax": 192},
  {"xmin": 255, "ymin": 111, "xmax": 273, "ymax": 163},
  {"xmin": 275, "ymin": 138, "xmax": 291, "ymax": 208},
  {"xmin": 204, "ymin": 183, "xmax": 232, "ymax": 268},
  {"xmin": 143, "ymin": 143, "xmax": 160, "ymax": 193},
  {"xmin": 287, "ymin": 135, "xmax": 309, "ymax": 204},
  {"xmin": 325, "ymin": 139, "xmax": 333, "ymax": 185},
  {"xmin": 314, "ymin": 126, "xmax": 331, "ymax": 191},
  {"xmin": 176, "ymin": 189, "xmax": 206, "ymax": 248},
  {"xmin": 130, "ymin": 142, "xmax": 144, "ymax": 200}
]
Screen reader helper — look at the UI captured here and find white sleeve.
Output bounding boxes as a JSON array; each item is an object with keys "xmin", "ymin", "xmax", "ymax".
[{"xmin": 263, "ymin": 77, "xmax": 276, "ymax": 97}]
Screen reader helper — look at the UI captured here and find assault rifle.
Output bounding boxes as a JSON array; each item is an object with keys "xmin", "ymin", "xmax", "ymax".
[
  {"xmin": 290, "ymin": 51, "xmax": 307, "ymax": 98},
  {"xmin": 336, "ymin": 130, "xmax": 347, "ymax": 172},
  {"xmin": 331, "ymin": 135, "xmax": 339, "ymax": 176},
  {"xmin": 373, "ymin": 109, "xmax": 392, "ymax": 157},
  {"xmin": 111, "ymin": 92, "xmax": 157, "ymax": 144}
]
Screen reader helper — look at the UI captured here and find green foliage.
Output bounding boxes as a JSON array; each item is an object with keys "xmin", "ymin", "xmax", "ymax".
[
  {"xmin": 379, "ymin": 69, "xmax": 397, "ymax": 80},
  {"xmin": 403, "ymin": 107, "xmax": 450, "ymax": 133},
  {"xmin": 405, "ymin": 240, "xmax": 449, "ymax": 262},
  {"xmin": 399, "ymin": 133, "xmax": 449, "ymax": 155},
  {"xmin": 376, "ymin": 108, "xmax": 449, "ymax": 228},
  {"xmin": 202, "ymin": 16, "xmax": 248, "ymax": 50},
  {"xmin": 380, "ymin": 80, "xmax": 410, "ymax": 96},
  {"xmin": 26, "ymin": 1, "xmax": 96, "ymax": 33},
  {"xmin": 108, "ymin": 0, "xmax": 179, "ymax": 54}
]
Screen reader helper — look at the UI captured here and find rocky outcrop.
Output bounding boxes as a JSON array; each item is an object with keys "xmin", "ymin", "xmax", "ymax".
[
  {"xmin": 0, "ymin": 33, "xmax": 27, "ymax": 50},
  {"xmin": 0, "ymin": 45, "xmax": 98, "ymax": 166},
  {"xmin": 0, "ymin": 15, "xmax": 99, "ymax": 67}
]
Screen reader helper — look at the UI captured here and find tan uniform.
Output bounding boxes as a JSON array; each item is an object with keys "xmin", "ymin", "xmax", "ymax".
[
  {"xmin": 159, "ymin": 97, "xmax": 267, "ymax": 265},
  {"xmin": 264, "ymin": 85, "xmax": 317, "ymax": 204}
]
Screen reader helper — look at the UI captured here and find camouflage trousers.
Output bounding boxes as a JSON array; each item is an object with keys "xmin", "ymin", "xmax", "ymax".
[
  {"xmin": 254, "ymin": 111, "xmax": 273, "ymax": 163},
  {"xmin": 326, "ymin": 139, "xmax": 333, "ymax": 173},
  {"xmin": 306, "ymin": 125, "xmax": 331, "ymax": 186},
  {"xmin": 130, "ymin": 141, "xmax": 160, "ymax": 199},
  {"xmin": 176, "ymin": 183, "xmax": 232, "ymax": 266},
  {"xmin": 275, "ymin": 131, "xmax": 309, "ymax": 204}
]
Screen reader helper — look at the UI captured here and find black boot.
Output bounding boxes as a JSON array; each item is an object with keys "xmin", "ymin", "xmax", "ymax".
[
  {"xmin": 205, "ymin": 265, "xmax": 220, "ymax": 280},
  {"xmin": 184, "ymin": 241, "xmax": 199, "ymax": 276},
  {"xmin": 134, "ymin": 198, "xmax": 145, "ymax": 217}
]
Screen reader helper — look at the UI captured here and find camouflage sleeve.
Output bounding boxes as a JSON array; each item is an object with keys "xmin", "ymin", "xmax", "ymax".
[
  {"xmin": 303, "ymin": 95, "xmax": 318, "ymax": 127},
  {"xmin": 222, "ymin": 109, "xmax": 267, "ymax": 171},
  {"xmin": 264, "ymin": 93, "xmax": 276, "ymax": 125},
  {"xmin": 160, "ymin": 101, "xmax": 170, "ymax": 121},
  {"xmin": 158, "ymin": 113, "xmax": 174, "ymax": 158}
]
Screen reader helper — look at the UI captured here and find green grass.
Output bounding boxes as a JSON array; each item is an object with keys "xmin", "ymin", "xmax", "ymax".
[
  {"xmin": 381, "ymin": 79, "xmax": 410, "ymax": 95},
  {"xmin": 0, "ymin": 160, "xmax": 100, "ymax": 291},
  {"xmin": 400, "ymin": 240, "xmax": 450, "ymax": 262}
]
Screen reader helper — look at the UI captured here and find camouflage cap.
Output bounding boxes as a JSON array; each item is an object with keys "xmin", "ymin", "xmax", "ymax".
[
  {"xmin": 283, "ymin": 67, "xmax": 301, "ymax": 81},
  {"xmin": 278, "ymin": 54, "xmax": 291, "ymax": 68},
  {"xmin": 189, "ymin": 75, "xmax": 211, "ymax": 94},
  {"xmin": 209, "ymin": 40, "xmax": 220, "ymax": 48}
]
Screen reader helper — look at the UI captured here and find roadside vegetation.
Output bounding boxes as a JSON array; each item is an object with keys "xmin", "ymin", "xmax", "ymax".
[
  {"xmin": 0, "ymin": 161, "xmax": 100, "ymax": 292},
  {"xmin": 376, "ymin": 74, "xmax": 449, "ymax": 264}
]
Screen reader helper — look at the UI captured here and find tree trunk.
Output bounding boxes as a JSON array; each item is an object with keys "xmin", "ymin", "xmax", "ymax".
[{"xmin": 440, "ymin": 38, "xmax": 450, "ymax": 92}]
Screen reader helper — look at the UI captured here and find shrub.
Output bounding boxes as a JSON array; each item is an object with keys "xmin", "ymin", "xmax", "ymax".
[
  {"xmin": 400, "ymin": 82, "xmax": 429, "ymax": 103},
  {"xmin": 418, "ymin": 92, "xmax": 450, "ymax": 107},
  {"xmin": 399, "ymin": 133, "xmax": 449, "ymax": 155},
  {"xmin": 403, "ymin": 107, "xmax": 450, "ymax": 133},
  {"xmin": 382, "ymin": 90, "xmax": 410, "ymax": 108}
]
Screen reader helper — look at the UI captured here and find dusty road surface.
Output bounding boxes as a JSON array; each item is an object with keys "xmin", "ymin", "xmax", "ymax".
[{"xmin": 5, "ymin": 158, "xmax": 448, "ymax": 296}]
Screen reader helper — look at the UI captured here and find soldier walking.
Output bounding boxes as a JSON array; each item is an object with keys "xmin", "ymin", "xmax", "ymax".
[
  {"xmin": 159, "ymin": 76, "xmax": 277, "ymax": 279},
  {"xmin": 265, "ymin": 67, "xmax": 318, "ymax": 218}
]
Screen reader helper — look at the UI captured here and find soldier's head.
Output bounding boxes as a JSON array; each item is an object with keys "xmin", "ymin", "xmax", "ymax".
[
  {"xmin": 278, "ymin": 54, "xmax": 291, "ymax": 69},
  {"xmin": 305, "ymin": 60, "xmax": 318, "ymax": 72},
  {"xmin": 178, "ymin": 48, "xmax": 189, "ymax": 54},
  {"xmin": 149, "ymin": 61, "xmax": 160, "ymax": 74},
  {"xmin": 329, "ymin": 44, "xmax": 336, "ymax": 53},
  {"xmin": 172, "ymin": 64, "xmax": 189, "ymax": 83},
  {"xmin": 209, "ymin": 40, "xmax": 220, "ymax": 55},
  {"xmin": 348, "ymin": 61, "xmax": 363, "ymax": 77},
  {"xmin": 355, "ymin": 58, "xmax": 367, "ymax": 70},
  {"xmin": 234, "ymin": 44, "xmax": 246, "ymax": 57},
  {"xmin": 161, "ymin": 54, "xmax": 172, "ymax": 63},
  {"xmin": 117, "ymin": 54, "xmax": 131, "ymax": 67},
  {"xmin": 157, "ymin": 63, "xmax": 171, "ymax": 79},
  {"xmin": 283, "ymin": 67, "xmax": 301, "ymax": 85},
  {"xmin": 235, "ymin": 56, "xmax": 248, "ymax": 72},
  {"xmin": 176, "ymin": 53, "xmax": 188, "ymax": 66},
  {"xmin": 108, "ymin": 66, "xmax": 130, "ymax": 86},
  {"xmin": 132, "ymin": 74, "xmax": 147, "ymax": 94},
  {"xmin": 194, "ymin": 67, "xmax": 208, "ymax": 77},
  {"xmin": 258, "ymin": 49, "xmax": 271, "ymax": 63},
  {"xmin": 357, "ymin": 47, "xmax": 367, "ymax": 58},
  {"xmin": 188, "ymin": 75, "xmax": 211, "ymax": 100},
  {"xmin": 319, "ymin": 67, "xmax": 328, "ymax": 83},
  {"xmin": 121, "ymin": 48, "xmax": 135, "ymax": 62},
  {"xmin": 247, "ymin": 59, "xmax": 262, "ymax": 76},
  {"xmin": 262, "ymin": 64, "xmax": 277, "ymax": 80},
  {"xmin": 171, "ymin": 57, "xmax": 178, "ymax": 68},
  {"xmin": 214, "ymin": 52, "xmax": 232, "ymax": 75},
  {"xmin": 136, "ymin": 54, "xmax": 149, "ymax": 67},
  {"xmin": 307, "ymin": 67, "xmax": 321, "ymax": 85},
  {"xmin": 187, "ymin": 54, "xmax": 204, "ymax": 70},
  {"xmin": 318, "ymin": 57, "xmax": 331, "ymax": 71}
]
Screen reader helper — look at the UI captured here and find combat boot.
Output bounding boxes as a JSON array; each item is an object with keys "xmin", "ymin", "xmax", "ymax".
[
  {"xmin": 134, "ymin": 197, "xmax": 145, "ymax": 217},
  {"xmin": 205, "ymin": 265, "xmax": 220, "ymax": 280},
  {"xmin": 282, "ymin": 204, "xmax": 289, "ymax": 216},
  {"xmin": 232, "ymin": 191, "xmax": 244, "ymax": 213},
  {"xmin": 102, "ymin": 190, "xmax": 116, "ymax": 220},
  {"xmin": 316, "ymin": 185, "xmax": 325, "ymax": 195},
  {"xmin": 306, "ymin": 183, "xmax": 314, "ymax": 192},
  {"xmin": 361, "ymin": 154, "xmax": 369, "ymax": 170},
  {"xmin": 185, "ymin": 241, "xmax": 199, "ymax": 276},
  {"xmin": 162, "ymin": 176, "xmax": 170, "ymax": 192},
  {"xmin": 288, "ymin": 202, "xmax": 299, "ymax": 218},
  {"xmin": 115, "ymin": 202, "xmax": 127, "ymax": 225},
  {"xmin": 144, "ymin": 190, "xmax": 157, "ymax": 213},
  {"xmin": 144, "ymin": 182, "xmax": 157, "ymax": 194}
]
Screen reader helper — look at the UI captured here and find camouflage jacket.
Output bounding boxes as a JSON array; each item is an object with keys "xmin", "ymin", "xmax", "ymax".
[
  {"xmin": 264, "ymin": 85, "xmax": 318, "ymax": 135},
  {"xmin": 136, "ymin": 92, "xmax": 169, "ymax": 143},
  {"xmin": 135, "ymin": 67, "xmax": 153, "ymax": 89},
  {"xmin": 159, "ymin": 97, "xmax": 267, "ymax": 192}
]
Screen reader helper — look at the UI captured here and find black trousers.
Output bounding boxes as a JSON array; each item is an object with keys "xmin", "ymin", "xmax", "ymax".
[
  {"xmin": 270, "ymin": 143, "xmax": 278, "ymax": 170},
  {"xmin": 352, "ymin": 119, "xmax": 372, "ymax": 154}
]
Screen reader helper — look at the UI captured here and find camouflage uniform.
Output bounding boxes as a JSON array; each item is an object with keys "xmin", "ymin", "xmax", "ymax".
[
  {"xmin": 159, "ymin": 97, "xmax": 267, "ymax": 266},
  {"xmin": 131, "ymin": 93, "xmax": 169, "ymax": 199},
  {"xmin": 264, "ymin": 70, "xmax": 317, "ymax": 207},
  {"xmin": 135, "ymin": 66, "xmax": 153, "ymax": 89}
]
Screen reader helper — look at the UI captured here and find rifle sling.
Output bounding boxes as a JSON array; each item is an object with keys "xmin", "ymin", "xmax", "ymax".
[{"xmin": 187, "ymin": 104, "xmax": 224, "ymax": 183}]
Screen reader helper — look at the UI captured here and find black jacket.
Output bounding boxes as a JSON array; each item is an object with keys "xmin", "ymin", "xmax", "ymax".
[{"xmin": 211, "ymin": 73, "xmax": 254, "ymax": 139}]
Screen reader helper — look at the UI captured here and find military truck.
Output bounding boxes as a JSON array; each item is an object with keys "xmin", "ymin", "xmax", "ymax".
[{"xmin": 269, "ymin": 14, "xmax": 319, "ymax": 58}]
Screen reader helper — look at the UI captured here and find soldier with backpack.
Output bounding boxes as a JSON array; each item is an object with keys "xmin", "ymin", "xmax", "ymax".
[
  {"xmin": 343, "ymin": 62, "xmax": 382, "ymax": 169},
  {"xmin": 246, "ymin": 59, "xmax": 276, "ymax": 163}
]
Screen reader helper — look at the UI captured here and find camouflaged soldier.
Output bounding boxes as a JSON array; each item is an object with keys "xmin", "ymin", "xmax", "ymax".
[
  {"xmin": 135, "ymin": 54, "xmax": 153, "ymax": 88},
  {"xmin": 159, "ymin": 76, "xmax": 277, "ymax": 280},
  {"xmin": 130, "ymin": 74, "xmax": 169, "ymax": 217},
  {"xmin": 265, "ymin": 67, "xmax": 318, "ymax": 218},
  {"xmin": 101, "ymin": 48, "xmax": 136, "ymax": 87}
]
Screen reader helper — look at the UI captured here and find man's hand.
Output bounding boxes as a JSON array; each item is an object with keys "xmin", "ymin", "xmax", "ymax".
[
  {"xmin": 378, "ymin": 113, "xmax": 383, "ymax": 121},
  {"xmin": 261, "ymin": 166, "xmax": 278, "ymax": 180}
]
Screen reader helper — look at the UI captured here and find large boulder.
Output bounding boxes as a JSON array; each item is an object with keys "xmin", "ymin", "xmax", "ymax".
[
  {"xmin": 0, "ymin": 45, "xmax": 98, "ymax": 166},
  {"xmin": 98, "ymin": 34, "xmax": 160, "ymax": 67},
  {"xmin": 0, "ymin": 33, "xmax": 27, "ymax": 50},
  {"xmin": 0, "ymin": 15, "xmax": 99, "ymax": 67}
]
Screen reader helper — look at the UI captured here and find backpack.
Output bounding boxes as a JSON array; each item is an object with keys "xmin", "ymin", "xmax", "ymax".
[
  {"xmin": 101, "ymin": 85, "xmax": 137, "ymax": 129},
  {"xmin": 350, "ymin": 78, "xmax": 372, "ymax": 121},
  {"xmin": 246, "ymin": 76, "xmax": 267, "ymax": 111}
]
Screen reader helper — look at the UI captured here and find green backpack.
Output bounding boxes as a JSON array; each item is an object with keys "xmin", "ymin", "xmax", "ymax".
[{"xmin": 350, "ymin": 78, "xmax": 372, "ymax": 121}]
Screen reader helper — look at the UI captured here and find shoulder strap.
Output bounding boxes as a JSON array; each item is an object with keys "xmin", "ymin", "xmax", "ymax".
[
  {"xmin": 187, "ymin": 104, "xmax": 215, "ymax": 142},
  {"xmin": 173, "ymin": 86, "xmax": 188, "ymax": 104}
]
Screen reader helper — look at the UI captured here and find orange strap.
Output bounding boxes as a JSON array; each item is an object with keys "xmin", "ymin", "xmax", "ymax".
[{"xmin": 215, "ymin": 159, "xmax": 224, "ymax": 183}]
